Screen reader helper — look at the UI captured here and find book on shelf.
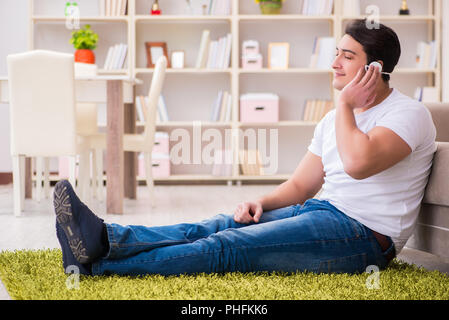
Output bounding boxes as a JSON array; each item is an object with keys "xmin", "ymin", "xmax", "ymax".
[
  {"xmin": 302, "ymin": 99, "xmax": 334, "ymax": 122},
  {"xmin": 196, "ymin": 30, "xmax": 211, "ymax": 68},
  {"xmin": 309, "ymin": 37, "xmax": 336, "ymax": 69},
  {"xmin": 136, "ymin": 95, "xmax": 168, "ymax": 123},
  {"xmin": 239, "ymin": 149, "xmax": 264, "ymax": 176},
  {"xmin": 100, "ymin": 0, "xmax": 127, "ymax": 16},
  {"xmin": 103, "ymin": 43, "xmax": 128, "ymax": 70},
  {"xmin": 211, "ymin": 149, "xmax": 233, "ymax": 176},
  {"xmin": 157, "ymin": 95, "xmax": 169, "ymax": 122},
  {"xmin": 342, "ymin": 0, "xmax": 361, "ymax": 16},
  {"xmin": 414, "ymin": 87, "xmax": 439, "ymax": 103},
  {"xmin": 416, "ymin": 41, "xmax": 437, "ymax": 69},
  {"xmin": 136, "ymin": 96, "xmax": 146, "ymax": 122},
  {"xmin": 301, "ymin": 0, "xmax": 334, "ymax": 15},
  {"xmin": 208, "ymin": 0, "xmax": 232, "ymax": 15},
  {"xmin": 196, "ymin": 30, "xmax": 232, "ymax": 69},
  {"xmin": 211, "ymin": 90, "xmax": 232, "ymax": 122}
]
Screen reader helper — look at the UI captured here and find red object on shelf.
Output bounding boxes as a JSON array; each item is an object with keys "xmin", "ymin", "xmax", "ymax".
[
  {"xmin": 151, "ymin": 0, "xmax": 161, "ymax": 15},
  {"xmin": 74, "ymin": 49, "xmax": 95, "ymax": 64}
]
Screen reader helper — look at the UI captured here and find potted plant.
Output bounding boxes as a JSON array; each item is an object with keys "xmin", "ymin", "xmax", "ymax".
[
  {"xmin": 69, "ymin": 24, "xmax": 99, "ymax": 64},
  {"xmin": 254, "ymin": 0, "xmax": 285, "ymax": 15}
]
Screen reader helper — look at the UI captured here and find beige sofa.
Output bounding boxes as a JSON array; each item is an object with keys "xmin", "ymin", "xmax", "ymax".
[{"xmin": 407, "ymin": 103, "xmax": 449, "ymax": 259}]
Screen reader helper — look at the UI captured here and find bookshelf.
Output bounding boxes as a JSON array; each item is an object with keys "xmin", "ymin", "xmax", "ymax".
[{"xmin": 29, "ymin": 0, "xmax": 443, "ymax": 184}]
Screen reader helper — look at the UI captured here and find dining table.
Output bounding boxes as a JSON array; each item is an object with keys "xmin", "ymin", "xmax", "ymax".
[{"xmin": 0, "ymin": 74, "xmax": 143, "ymax": 215}]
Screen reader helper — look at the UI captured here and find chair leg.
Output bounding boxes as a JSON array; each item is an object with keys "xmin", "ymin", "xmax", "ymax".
[
  {"xmin": 20, "ymin": 156, "xmax": 25, "ymax": 210},
  {"xmin": 44, "ymin": 157, "xmax": 50, "ymax": 199},
  {"xmin": 144, "ymin": 152, "xmax": 155, "ymax": 208},
  {"xmin": 12, "ymin": 155, "xmax": 23, "ymax": 217},
  {"xmin": 91, "ymin": 149, "xmax": 98, "ymax": 200},
  {"xmin": 95, "ymin": 148, "xmax": 104, "ymax": 202},
  {"xmin": 78, "ymin": 151, "xmax": 90, "ymax": 203},
  {"xmin": 68, "ymin": 156, "xmax": 77, "ymax": 188},
  {"xmin": 35, "ymin": 156, "xmax": 43, "ymax": 203}
]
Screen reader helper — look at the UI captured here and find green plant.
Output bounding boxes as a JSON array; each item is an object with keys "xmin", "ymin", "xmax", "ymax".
[{"xmin": 69, "ymin": 24, "xmax": 99, "ymax": 50}]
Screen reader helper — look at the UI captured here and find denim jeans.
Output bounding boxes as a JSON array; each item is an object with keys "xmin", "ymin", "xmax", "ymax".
[{"xmin": 91, "ymin": 199, "xmax": 394, "ymax": 276}]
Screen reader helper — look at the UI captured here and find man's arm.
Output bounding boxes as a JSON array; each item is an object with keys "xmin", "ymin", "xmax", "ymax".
[
  {"xmin": 336, "ymin": 66, "xmax": 412, "ymax": 180},
  {"xmin": 258, "ymin": 151, "xmax": 325, "ymax": 211},
  {"xmin": 234, "ymin": 151, "xmax": 325, "ymax": 224},
  {"xmin": 336, "ymin": 104, "xmax": 411, "ymax": 179}
]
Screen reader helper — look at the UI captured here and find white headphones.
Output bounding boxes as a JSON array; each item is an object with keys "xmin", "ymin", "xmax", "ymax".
[{"xmin": 365, "ymin": 61, "xmax": 390, "ymax": 75}]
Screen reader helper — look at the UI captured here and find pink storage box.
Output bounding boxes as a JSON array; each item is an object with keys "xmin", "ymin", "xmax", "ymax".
[
  {"xmin": 242, "ymin": 40, "xmax": 260, "ymax": 55},
  {"xmin": 152, "ymin": 132, "xmax": 169, "ymax": 154},
  {"xmin": 240, "ymin": 93, "xmax": 279, "ymax": 123},
  {"xmin": 242, "ymin": 54, "xmax": 263, "ymax": 70},
  {"xmin": 138, "ymin": 153, "xmax": 171, "ymax": 178}
]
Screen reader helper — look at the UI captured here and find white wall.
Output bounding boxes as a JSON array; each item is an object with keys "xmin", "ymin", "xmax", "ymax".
[{"xmin": 0, "ymin": 0, "xmax": 29, "ymax": 172}]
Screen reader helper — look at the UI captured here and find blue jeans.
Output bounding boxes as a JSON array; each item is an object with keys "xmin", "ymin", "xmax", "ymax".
[{"xmin": 91, "ymin": 199, "xmax": 394, "ymax": 276}]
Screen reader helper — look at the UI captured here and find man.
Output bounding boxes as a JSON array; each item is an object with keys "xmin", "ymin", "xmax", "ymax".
[{"xmin": 54, "ymin": 19, "xmax": 436, "ymax": 276}]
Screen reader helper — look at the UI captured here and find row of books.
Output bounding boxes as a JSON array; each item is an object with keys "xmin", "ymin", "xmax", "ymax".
[
  {"xmin": 212, "ymin": 149, "xmax": 267, "ymax": 177},
  {"xmin": 103, "ymin": 43, "xmax": 128, "ymax": 70},
  {"xmin": 416, "ymin": 41, "xmax": 438, "ymax": 69},
  {"xmin": 239, "ymin": 150, "xmax": 265, "ymax": 176},
  {"xmin": 301, "ymin": 0, "xmax": 334, "ymax": 15},
  {"xmin": 303, "ymin": 99, "xmax": 334, "ymax": 122},
  {"xmin": 136, "ymin": 95, "xmax": 170, "ymax": 123},
  {"xmin": 211, "ymin": 91, "xmax": 232, "ymax": 122},
  {"xmin": 414, "ymin": 87, "xmax": 439, "ymax": 103},
  {"xmin": 99, "ymin": 0, "xmax": 127, "ymax": 16},
  {"xmin": 309, "ymin": 37, "xmax": 336, "ymax": 69},
  {"xmin": 196, "ymin": 30, "xmax": 232, "ymax": 69}
]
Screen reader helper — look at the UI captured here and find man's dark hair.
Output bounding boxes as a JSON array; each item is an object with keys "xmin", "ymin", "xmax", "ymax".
[{"xmin": 345, "ymin": 19, "xmax": 401, "ymax": 82}]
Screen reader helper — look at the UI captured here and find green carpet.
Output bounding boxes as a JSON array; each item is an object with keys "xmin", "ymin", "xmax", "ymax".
[{"xmin": 0, "ymin": 249, "xmax": 448, "ymax": 300}]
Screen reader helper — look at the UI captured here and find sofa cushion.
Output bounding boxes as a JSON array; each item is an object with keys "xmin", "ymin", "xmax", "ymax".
[
  {"xmin": 423, "ymin": 142, "xmax": 449, "ymax": 207},
  {"xmin": 425, "ymin": 103, "xmax": 449, "ymax": 142}
]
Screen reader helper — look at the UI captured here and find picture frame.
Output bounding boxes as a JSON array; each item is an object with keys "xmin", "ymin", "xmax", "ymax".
[
  {"xmin": 145, "ymin": 42, "xmax": 170, "ymax": 68},
  {"xmin": 171, "ymin": 51, "xmax": 185, "ymax": 69},
  {"xmin": 268, "ymin": 42, "xmax": 290, "ymax": 69}
]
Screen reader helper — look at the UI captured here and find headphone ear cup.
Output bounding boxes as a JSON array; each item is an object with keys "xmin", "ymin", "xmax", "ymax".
[{"xmin": 369, "ymin": 61, "xmax": 383, "ymax": 73}]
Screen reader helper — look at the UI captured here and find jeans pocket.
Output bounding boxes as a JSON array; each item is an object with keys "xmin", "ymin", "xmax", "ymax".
[{"xmin": 318, "ymin": 253, "xmax": 368, "ymax": 274}]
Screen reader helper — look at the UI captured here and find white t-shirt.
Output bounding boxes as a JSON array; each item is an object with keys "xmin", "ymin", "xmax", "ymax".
[{"xmin": 308, "ymin": 88, "xmax": 436, "ymax": 254}]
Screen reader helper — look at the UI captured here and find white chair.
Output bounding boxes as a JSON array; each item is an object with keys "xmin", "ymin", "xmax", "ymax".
[
  {"xmin": 7, "ymin": 50, "xmax": 91, "ymax": 216},
  {"xmin": 75, "ymin": 102, "xmax": 101, "ymax": 202},
  {"xmin": 90, "ymin": 56, "xmax": 167, "ymax": 207},
  {"xmin": 34, "ymin": 103, "xmax": 99, "ymax": 203}
]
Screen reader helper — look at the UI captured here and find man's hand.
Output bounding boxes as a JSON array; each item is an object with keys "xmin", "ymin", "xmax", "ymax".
[
  {"xmin": 233, "ymin": 201, "xmax": 263, "ymax": 224},
  {"xmin": 339, "ymin": 65, "xmax": 380, "ymax": 109}
]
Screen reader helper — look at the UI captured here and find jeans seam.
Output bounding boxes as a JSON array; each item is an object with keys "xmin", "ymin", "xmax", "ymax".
[
  {"xmin": 106, "ymin": 224, "xmax": 115, "ymax": 245},
  {"xmin": 347, "ymin": 218, "xmax": 361, "ymax": 238},
  {"xmin": 112, "ymin": 239, "xmax": 191, "ymax": 248},
  {"xmin": 97, "ymin": 237, "xmax": 365, "ymax": 266},
  {"xmin": 318, "ymin": 252, "xmax": 367, "ymax": 273}
]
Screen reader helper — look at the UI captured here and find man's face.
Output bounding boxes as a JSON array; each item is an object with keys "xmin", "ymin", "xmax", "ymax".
[{"xmin": 332, "ymin": 34, "xmax": 368, "ymax": 91}]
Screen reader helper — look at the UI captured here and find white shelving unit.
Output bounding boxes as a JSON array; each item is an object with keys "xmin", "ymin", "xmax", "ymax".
[{"xmin": 29, "ymin": 0, "xmax": 442, "ymax": 184}]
